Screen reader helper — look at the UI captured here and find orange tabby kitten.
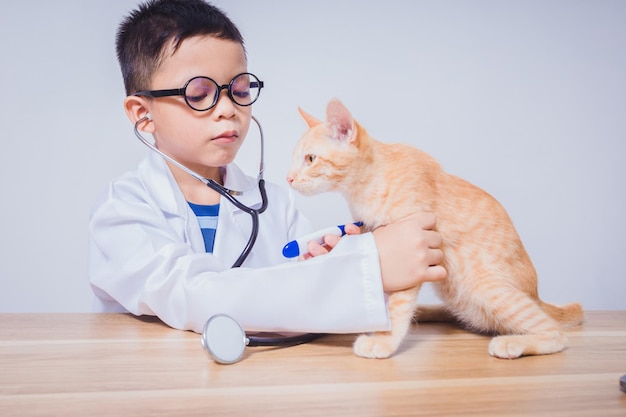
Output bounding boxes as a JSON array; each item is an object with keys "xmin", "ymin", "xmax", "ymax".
[{"xmin": 287, "ymin": 98, "xmax": 583, "ymax": 359}]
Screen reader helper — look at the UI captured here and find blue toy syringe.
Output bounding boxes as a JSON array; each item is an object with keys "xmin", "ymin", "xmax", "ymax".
[{"xmin": 282, "ymin": 222, "xmax": 363, "ymax": 258}]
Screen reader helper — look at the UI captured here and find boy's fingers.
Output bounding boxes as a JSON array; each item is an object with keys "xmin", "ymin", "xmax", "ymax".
[
  {"xmin": 425, "ymin": 266, "xmax": 447, "ymax": 282},
  {"xmin": 343, "ymin": 223, "xmax": 362, "ymax": 235},
  {"xmin": 428, "ymin": 248, "xmax": 444, "ymax": 266},
  {"xmin": 307, "ymin": 241, "xmax": 329, "ymax": 257},
  {"xmin": 423, "ymin": 265, "xmax": 447, "ymax": 282},
  {"xmin": 323, "ymin": 234, "xmax": 341, "ymax": 247},
  {"xmin": 302, "ymin": 225, "xmax": 363, "ymax": 259},
  {"xmin": 425, "ymin": 230, "xmax": 443, "ymax": 249}
]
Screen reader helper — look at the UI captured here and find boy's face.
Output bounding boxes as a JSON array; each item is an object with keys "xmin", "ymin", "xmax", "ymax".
[{"xmin": 146, "ymin": 35, "xmax": 251, "ymax": 180}]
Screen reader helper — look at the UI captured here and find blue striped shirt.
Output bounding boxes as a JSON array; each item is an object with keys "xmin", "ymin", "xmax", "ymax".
[{"xmin": 188, "ymin": 202, "xmax": 220, "ymax": 253}]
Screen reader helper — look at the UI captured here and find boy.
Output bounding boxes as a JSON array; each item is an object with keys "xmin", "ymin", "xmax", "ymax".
[{"xmin": 89, "ymin": 0, "xmax": 446, "ymax": 334}]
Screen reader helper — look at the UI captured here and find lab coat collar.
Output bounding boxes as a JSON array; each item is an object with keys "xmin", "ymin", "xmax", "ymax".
[
  {"xmin": 138, "ymin": 152, "xmax": 185, "ymax": 215},
  {"xmin": 139, "ymin": 152, "xmax": 264, "ymax": 216},
  {"xmin": 221, "ymin": 165, "xmax": 265, "ymax": 210}
]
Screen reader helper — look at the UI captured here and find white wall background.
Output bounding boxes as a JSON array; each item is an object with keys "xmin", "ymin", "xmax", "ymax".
[{"xmin": 0, "ymin": 0, "xmax": 624, "ymax": 312}]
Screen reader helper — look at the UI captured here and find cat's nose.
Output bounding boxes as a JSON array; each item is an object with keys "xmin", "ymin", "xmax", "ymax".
[{"xmin": 286, "ymin": 175, "xmax": 294, "ymax": 185}]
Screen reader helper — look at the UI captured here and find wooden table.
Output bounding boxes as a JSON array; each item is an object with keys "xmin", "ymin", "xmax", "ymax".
[{"xmin": 1, "ymin": 312, "xmax": 625, "ymax": 416}]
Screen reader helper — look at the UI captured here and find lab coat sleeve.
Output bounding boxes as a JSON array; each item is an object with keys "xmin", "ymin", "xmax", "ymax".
[
  {"xmin": 88, "ymin": 176, "xmax": 390, "ymax": 335},
  {"xmin": 153, "ymin": 233, "xmax": 390, "ymax": 334}
]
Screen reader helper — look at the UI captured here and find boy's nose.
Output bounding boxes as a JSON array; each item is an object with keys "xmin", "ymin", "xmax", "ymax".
[{"xmin": 212, "ymin": 89, "xmax": 237, "ymax": 117}]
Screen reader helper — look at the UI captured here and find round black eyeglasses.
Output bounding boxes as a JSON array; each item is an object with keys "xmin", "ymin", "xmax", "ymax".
[{"xmin": 133, "ymin": 72, "xmax": 264, "ymax": 112}]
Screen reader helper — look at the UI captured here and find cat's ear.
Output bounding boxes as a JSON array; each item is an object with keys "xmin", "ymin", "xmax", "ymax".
[
  {"xmin": 298, "ymin": 107, "xmax": 322, "ymax": 128},
  {"xmin": 326, "ymin": 98, "xmax": 356, "ymax": 143}
]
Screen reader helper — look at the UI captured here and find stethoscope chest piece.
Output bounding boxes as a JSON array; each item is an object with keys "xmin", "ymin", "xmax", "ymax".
[{"xmin": 201, "ymin": 314, "xmax": 248, "ymax": 364}]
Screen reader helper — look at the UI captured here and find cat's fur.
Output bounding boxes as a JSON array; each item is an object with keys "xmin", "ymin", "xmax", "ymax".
[{"xmin": 287, "ymin": 98, "xmax": 583, "ymax": 359}]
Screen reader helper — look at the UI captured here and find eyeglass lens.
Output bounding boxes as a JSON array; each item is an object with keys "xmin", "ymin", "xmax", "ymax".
[{"xmin": 185, "ymin": 73, "xmax": 261, "ymax": 111}]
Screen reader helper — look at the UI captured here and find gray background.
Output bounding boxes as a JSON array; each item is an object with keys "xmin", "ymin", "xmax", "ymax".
[{"xmin": 1, "ymin": 0, "xmax": 624, "ymax": 312}]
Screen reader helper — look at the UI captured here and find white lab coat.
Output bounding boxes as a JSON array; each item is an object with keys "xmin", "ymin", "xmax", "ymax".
[{"xmin": 89, "ymin": 152, "xmax": 390, "ymax": 334}]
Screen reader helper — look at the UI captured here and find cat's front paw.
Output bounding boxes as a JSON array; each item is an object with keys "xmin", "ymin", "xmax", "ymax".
[
  {"xmin": 353, "ymin": 333, "xmax": 397, "ymax": 359},
  {"xmin": 488, "ymin": 336, "xmax": 524, "ymax": 359}
]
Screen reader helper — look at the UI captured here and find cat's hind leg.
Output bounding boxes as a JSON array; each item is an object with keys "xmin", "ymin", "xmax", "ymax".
[
  {"xmin": 488, "ymin": 329, "xmax": 566, "ymax": 359},
  {"xmin": 479, "ymin": 289, "xmax": 568, "ymax": 359},
  {"xmin": 353, "ymin": 286, "xmax": 420, "ymax": 359}
]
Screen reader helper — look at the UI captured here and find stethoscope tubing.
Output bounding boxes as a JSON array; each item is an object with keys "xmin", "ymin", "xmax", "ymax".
[
  {"xmin": 133, "ymin": 115, "xmax": 268, "ymax": 267},
  {"xmin": 248, "ymin": 332, "xmax": 324, "ymax": 346},
  {"xmin": 223, "ymin": 178, "xmax": 267, "ymax": 267}
]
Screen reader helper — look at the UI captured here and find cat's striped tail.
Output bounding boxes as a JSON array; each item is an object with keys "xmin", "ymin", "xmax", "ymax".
[{"xmin": 540, "ymin": 301, "xmax": 584, "ymax": 329}]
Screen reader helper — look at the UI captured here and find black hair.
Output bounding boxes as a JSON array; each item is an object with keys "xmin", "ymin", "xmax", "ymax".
[{"xmin": 116, "ymin": 0, "xmax": 245, "ymax": 95}]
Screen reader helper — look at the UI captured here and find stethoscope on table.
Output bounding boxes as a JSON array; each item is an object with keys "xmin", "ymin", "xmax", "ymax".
[
  {"xmin": 201, "ymin": 314, "xmax": 323, "ymax": 365},
  {"xmin": 134, "ymin": 115, "xmax": 323, "ymax": 364}
]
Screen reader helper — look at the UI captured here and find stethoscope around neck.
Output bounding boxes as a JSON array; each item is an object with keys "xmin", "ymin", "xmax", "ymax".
[
  {"xmin": 134, "ymin": 114, "xmax": 268, "ymax": 268},
  {"xmin": 133, "ymin": 115, "xmax": 323, "ymax": 363}
]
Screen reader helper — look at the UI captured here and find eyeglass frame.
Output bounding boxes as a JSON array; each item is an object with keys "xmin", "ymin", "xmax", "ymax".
[{"xmin": 133, "ymin": 72, "xmax": 264, "ymax": 112}]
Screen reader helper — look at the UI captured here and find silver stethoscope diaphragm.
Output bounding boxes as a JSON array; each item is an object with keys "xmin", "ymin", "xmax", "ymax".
[
  {"xmin": 201, "ymin": 314, "xmax": 248, "ymax": 364},
  {"xmin": 201, "ymin": 314, "xmax": 325, "ymax": 364}
]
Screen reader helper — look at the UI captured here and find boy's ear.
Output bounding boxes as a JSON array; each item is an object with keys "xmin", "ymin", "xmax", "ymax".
[{"xmin": 124, "ymin": 95, "xmax": 154, "ymax": 133}]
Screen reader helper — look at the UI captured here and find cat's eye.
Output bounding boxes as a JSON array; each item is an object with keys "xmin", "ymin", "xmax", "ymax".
[{"xmin": 305, "ymin": 154, "xmax": 316, "ymax": 165}]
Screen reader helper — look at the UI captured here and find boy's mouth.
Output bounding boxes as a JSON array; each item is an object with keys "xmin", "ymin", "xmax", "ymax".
[{"xmin": 212, "ymin": 130, "xmax": 238, "ymax": 144}]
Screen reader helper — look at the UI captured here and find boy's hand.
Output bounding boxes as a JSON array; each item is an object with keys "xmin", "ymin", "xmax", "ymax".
[
  {"xmin": 301, "ymin": 223, "xmax": 362, "ymax": 260},
  {"xmin": 374, "ymin": 213, "xmax": 447, "ymax": 292},
  {"xmin": 300, "ymin": 213, "xmax": 447, "ymax": 293}
]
